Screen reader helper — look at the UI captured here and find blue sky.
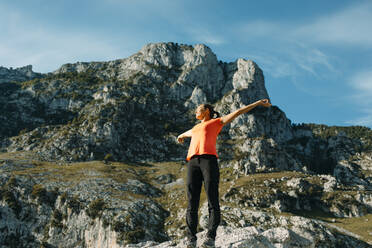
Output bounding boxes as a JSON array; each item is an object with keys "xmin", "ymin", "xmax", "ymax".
[{"xmin": 1, "ymin": 0, "xmax": 372, "ymax": 128}]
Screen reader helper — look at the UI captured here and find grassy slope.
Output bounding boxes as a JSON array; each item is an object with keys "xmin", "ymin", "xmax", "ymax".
[{"xmin": 0, "ymin": 151, "xmax": 370, "ymax": 244}]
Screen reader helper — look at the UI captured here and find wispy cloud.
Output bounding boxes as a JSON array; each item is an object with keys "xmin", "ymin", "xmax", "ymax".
[
  {"xmin": 290, "ymin": 43, "xmax": 336, "ymax": 74},
  {"xmin": 247, "ymin": 53, "xmax": 297, "ymax": 78},
  {"xmin": 108, "ymin": 0, "xmax": 227, "ymax": 46},
  {"xmin": 237, "ymin": 20, "xmax": 338, "ymax": 82},
  {"xmin": 0, "ymin": 1, "xmax": 227, "ymax": 72},
  {"xmin": 0, "ymin": 3, "xmax": 139, "ymax": 72},
  {"xmin": 185, "ymin": 27, "xmax": 226, "ymax": 45},
  {"xmin": 245, "ymin": 43, "xmax": 336, "ymax": 85},
  {"xmin": 345, "ymin": 109, "xmax": 372, "ymax": 127},
  {"xmin": 0, "ymin": 33, "xmax": 124, "ymax": 73},
  {"xmin": 349, "ymin": 70, "xmax": 372, "ymax": 103},
  {"xmin": 346, "ymin": 70, "xmax": 372, "ymax": 126},
  {"xmin": 239, "ymin": 20, "xmax": 283, "ymax": 37},
  {"xmin": 237, "ymin": 2, "xmax": 372, "ymax": 76},
  {"xmin": 293, "ymin": 2, "xmax": 372, "ymax": 46}
]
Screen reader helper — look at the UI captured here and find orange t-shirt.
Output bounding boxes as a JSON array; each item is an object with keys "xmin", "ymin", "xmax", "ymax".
[{"xmin": 186, "ymin": 117, "xmax": 224, "ymax": 161}]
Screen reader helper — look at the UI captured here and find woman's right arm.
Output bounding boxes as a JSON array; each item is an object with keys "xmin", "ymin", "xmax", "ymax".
[
  {"xmin": 177, "ymin": 129, "xmax": 192, "ymax": 143},
  {"xmin": 220, "ymin": 99, "xmax": 271, "ymax": 126}
]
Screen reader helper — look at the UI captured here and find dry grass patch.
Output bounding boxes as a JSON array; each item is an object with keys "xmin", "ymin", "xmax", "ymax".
[
  {"xmin": 234, "ymin": 171, "xmax": 305, "ymax": 188},
  {"xmin": 146, "ymin": 161, "xmax": 185, "ymax": 180},
  {"xmin": 7, "ymin": 157, "xmax": 142, "ymax": 187},
  {"xmin": 0, "ymin": 151, "xmax": 43, "ymax": 162},
  {"xmin": 331, "ymin": 214, "xmax": 372, "ymax": 244}
]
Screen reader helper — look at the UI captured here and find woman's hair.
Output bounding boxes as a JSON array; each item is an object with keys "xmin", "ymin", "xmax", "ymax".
[{"xmin": 199, "ymin": 104, "xmax": 220, "ymax": 119}]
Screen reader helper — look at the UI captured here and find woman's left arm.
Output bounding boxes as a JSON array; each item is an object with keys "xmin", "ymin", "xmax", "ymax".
[{"xmin": 220, "ymin": 99, "xmax": 271, "ymax": 126}]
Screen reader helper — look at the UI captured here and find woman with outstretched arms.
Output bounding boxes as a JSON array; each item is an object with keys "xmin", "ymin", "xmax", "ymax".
[{"xmin": 177, "ymin": 99, "xmax": 271, "ymax": 248}]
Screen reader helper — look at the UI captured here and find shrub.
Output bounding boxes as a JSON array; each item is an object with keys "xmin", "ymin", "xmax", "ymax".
[
  {"xmin": 1, "ymin": 190, "xmax": 21, "ymax": 216},
  {"xmin": 5, "ymin": 176, "xmax": 17, "ymax": 188},
  {"xmin": 104, "ymin": 153, "xmax": 113, "ymax": 162},
  {"xmin": 125, "ymin": 229, "xmax": 146, "ymax": 244},
  {"xmin": 51, "ymin": 209, "xmax": 64, "ymax": 229},
  {"xmin": 67, "ymin": 195, "xmax": 82, "ymax": 214},
  {"xmin": 102, "ymin": 218, "xmax": 110, "ymax": 228},
  {"xmin": 164, "ymin": 123, "xmax": 170, "ymax": 131},
  {"xmin": 19, "ymin": 128, "xmax": 28, "ymax": 135},
  {"xmin": 60, "ymin": 192, "xmax": 68, "ymax": 204},
  {"xmin": 31, "ymin": 184, "xmax": 48, "ymax": 202},
  {"xmin": 113, "ymin": 220, "xmax": 126, "ymax": 232},
  {"xmin": 86, "ymin": 198, "xmax": 106, "ymax": 219}
]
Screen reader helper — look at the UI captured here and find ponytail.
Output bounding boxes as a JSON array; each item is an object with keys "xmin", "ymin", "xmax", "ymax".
[
  {"xmin": 211, "ymin": 109, "xmax": 220, "ymax": 118},
  {"xmin": 202, "ymin": 104, "xmax": 220, "ymax": 119}
]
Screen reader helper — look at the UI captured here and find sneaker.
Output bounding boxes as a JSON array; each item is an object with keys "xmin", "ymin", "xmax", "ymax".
[
  {"xmin": 185, "ymin": 238, "xmax": 197, "ymax": 248},
  {"xmin": 201, "ymin": 237, "xmax": 215, "ymax": 248}
]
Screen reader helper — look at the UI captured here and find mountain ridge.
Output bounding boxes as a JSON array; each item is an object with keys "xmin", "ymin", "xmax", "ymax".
[{"xmin": 0, "ymin": 42, "xmax": 371, "ymax": 247}]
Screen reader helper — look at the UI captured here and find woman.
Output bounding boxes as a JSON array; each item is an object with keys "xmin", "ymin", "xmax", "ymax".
[{"xmin": 177, "ymin": 99, "xmax": 271, "ymax": 248}]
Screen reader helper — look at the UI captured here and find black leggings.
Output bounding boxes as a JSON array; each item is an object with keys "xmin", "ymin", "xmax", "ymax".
[{"xmin": 186, "ymin": 154, "xmax": 220, "ymax": 241}]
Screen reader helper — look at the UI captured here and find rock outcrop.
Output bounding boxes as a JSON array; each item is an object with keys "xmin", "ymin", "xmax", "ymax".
[
  {"xmin": 0, "ymin": 65, "xmax": 42, "ymax": 84},
  {"xmin": 0, "ymin": 158, "xmax": 169, "ymax": 247},
  {"xmin": 129, "ymin": 217, "xmax": 371, "ymax": 248},
  {"xmin": 1, "ymin": 43, "xmax": 277, "ymax": 164}
]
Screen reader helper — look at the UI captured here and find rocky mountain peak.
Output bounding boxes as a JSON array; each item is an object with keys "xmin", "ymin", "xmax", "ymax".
[
  {"xmin": 0, "ymin": 42, "xmax": 371, "ymax": 176},
  {"xmin": 0, "ymin": 64, "xmax": 41, "ymax": 83},
  {"xmin": 139, "ymin": 42, "xmax": 217, "ymax": 68},
  {"xmin": 2, "ymin": 43, "xmax": 276, "ymax": 165}
]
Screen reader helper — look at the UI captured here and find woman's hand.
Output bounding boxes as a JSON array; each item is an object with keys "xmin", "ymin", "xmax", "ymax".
[
  {"xmin": 258, "ymin": 99, "xmax": 271, "ymax": 107},
  {"xmin": 177, "ymin": 129, "xmax": 192, "ymax": 143},
  {"xmin": 177, "ymin": 135, "xmax": 185, "ymax": 144}
]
